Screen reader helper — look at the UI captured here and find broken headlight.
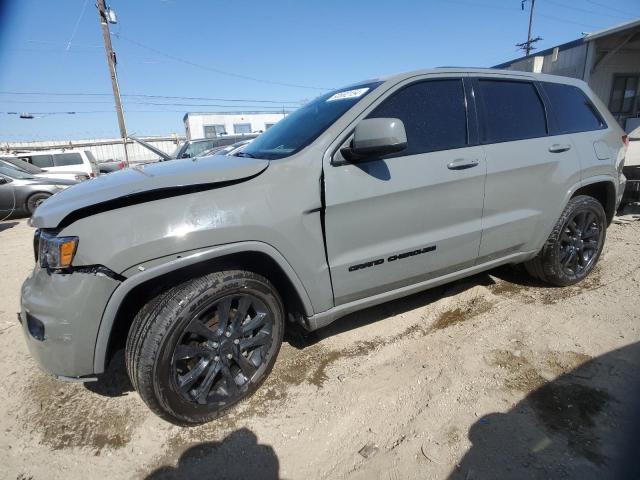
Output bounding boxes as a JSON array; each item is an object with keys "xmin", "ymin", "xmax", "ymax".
[{"xmin": 38, "ymin": 231, "xmax": 78, "ymax": 269}]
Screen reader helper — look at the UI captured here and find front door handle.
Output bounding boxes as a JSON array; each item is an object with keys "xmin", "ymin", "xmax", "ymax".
[
  {"xmin": 548, "ymin": 144, "xmax": 572, "ymax": 153},
  {"xmin": 447, "ymin": 158, "xmax": 479, "ymax": 170}
]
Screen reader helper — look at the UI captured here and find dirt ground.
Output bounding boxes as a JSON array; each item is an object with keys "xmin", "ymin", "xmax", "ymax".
[{"xmin": 1, "ymin": 216, "xmax": 639, "ymax": 480}]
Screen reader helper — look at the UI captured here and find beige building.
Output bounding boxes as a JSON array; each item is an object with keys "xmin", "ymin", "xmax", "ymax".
[{"xmin": 495, "ymin": 18, "xmax": 640, "ymax": 132}]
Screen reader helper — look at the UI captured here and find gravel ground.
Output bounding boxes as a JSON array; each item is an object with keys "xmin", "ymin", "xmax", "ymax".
[{"xmin": 1, "ymin": 217, "xmax": 639, "ymax": 480}]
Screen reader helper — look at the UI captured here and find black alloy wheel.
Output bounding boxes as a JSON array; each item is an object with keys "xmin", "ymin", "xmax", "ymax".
[
  {"xmin": 171, "ymin": 294, "xmax": 274, "ymax": 407},
  {"xmin": 558, "ymin": 209, "xmax": 602, "ymax": 277}
]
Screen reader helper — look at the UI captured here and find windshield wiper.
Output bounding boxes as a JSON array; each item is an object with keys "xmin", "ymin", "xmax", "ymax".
[{"xmin": 234, "ymin": 151, "xmax": 256, "ymax": 158}]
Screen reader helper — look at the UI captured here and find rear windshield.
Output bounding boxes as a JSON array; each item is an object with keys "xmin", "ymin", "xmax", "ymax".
[
  {"xmin": 241, "ymin": 81, "xmax": 382, "ymax": 160},
  {"xmin": 0, "ymin": 165, "xmax": 35, "ymax": 179}
]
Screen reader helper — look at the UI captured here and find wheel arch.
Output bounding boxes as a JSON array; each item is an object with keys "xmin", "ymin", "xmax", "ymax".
[
  {"xmin": 569, "ymin": 177, "xmax": 616, "ymax": 225},
  {"xmin": 24, "ymin": 190, "xmax": 53, "ymax": 212},
  {"xmin": 93, "ymin": 242, "xmax": 313, "ymax": 374}
]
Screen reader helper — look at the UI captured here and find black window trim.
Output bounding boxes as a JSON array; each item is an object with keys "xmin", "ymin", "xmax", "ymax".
[
  {"xmin": 331, "ymin": 76, "xmax": 475, "ymax": 166},
  {"xmin": 539, "ymin": 81, "xmax": 607, "ymax": 135},
  {"xmin": 472, "ymin": 77, "xmax": 550, "ymax": 146}
]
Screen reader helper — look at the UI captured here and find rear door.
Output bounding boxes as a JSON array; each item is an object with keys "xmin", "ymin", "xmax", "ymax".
[
  {"xmin": 540, "ymin": 82, "xmax": 616, "ymax": 179},
  {"xmin": 473, "ymin": 76, "xmax": 582, "ymax": 261},
  {"xmin": 324, "ymin": 76, "xmax": 487, "ymax": 306},
  {"xmin": 52, "ymin": 152, "xmax": 90, "ymax": 175}
]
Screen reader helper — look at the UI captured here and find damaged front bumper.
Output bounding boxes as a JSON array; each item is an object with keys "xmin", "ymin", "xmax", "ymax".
[{"xmin": 19, "ymin": 264, "xmax": 121, "ymax": 379}]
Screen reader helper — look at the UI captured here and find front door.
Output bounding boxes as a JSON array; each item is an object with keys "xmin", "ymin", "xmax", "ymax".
[{"xmin": 324, "ymin": 77, "xmax": 486, "ymax": 306}]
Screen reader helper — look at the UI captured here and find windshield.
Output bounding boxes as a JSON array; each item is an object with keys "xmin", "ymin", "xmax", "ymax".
[
  {"xmin": 0, "ymin": 165, "xmax": 36, "ymax": 179},
  {"xmin": 241, "ymin": 81, "xmax": 382, "ymax": 160}
]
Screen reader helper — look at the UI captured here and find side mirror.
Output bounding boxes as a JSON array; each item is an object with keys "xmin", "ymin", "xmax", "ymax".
[{"xmin": 344, "ymin": 118, "xmax": 407, "ymax": 161}]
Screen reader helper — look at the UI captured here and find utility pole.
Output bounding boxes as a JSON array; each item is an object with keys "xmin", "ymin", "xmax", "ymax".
[
  {"xmin": 517, "ymin": 0, "xmax": 542, "ymax": 56},
  {"xmin": 96, "ymin": 0, "xmax": 129, "ymax": 165}
]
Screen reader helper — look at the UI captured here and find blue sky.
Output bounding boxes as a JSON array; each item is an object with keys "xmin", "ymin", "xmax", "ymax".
[{"xmin": 0, "ymin": 0, "xmax": 638, "ymax": 141}]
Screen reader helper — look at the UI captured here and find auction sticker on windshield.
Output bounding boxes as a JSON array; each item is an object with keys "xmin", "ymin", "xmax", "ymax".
[{"xmin": 327, "ymin": 88, "xmax": 370, "ymax": 102}]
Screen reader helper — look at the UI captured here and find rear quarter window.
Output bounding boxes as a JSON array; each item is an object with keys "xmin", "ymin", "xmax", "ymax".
[
  {"xmin": 53, "ymin": 152, "xmax": 83, "ymax": 166},
  {"xmin": 25, "ymin": 154, "xmax": 54, "ymax": 168},
  {"xmin": 541, "ymin": 82, "xmax": 606, "ymax": 134},
  {"xmin": 477, "ymin": 79, "xmax": 547, "ymax": 143}
]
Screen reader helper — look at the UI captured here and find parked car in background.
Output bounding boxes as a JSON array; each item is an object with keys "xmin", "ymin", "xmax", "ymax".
[
  {"xmin": 621, "ymin": 125, "xmax": 640, "ymax": 205},
  {"xmin": 195, "ymin": 139, "xmax": 254, "ymax": 158},
  {"xmin": 129, "ymin": 134, "xmax": 259, "ymax": 162},
  {"xmin": 0, "ymin": 164, "xmax": 77, "ymax": 216},
  {"xmin": 97, "ymin": 160, "xmax": 127, "ymax": 174},
  {"xmin": 15, "ymin": 149, "xmax": 100, "ymax": 179},
  {"xmin": 0, "ymin": 156, "xmax": 90, "ymax": 182},
  {"xmin": 173, "ymin": 135, "xmax": 258, "ymax": 159},
  {"xmin": 21, "ymin": 68, "xmax": 626, "ymax": 425}
]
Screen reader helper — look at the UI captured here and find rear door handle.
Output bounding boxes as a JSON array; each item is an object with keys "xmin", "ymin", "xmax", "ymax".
[
  {"xmin": 447, "ymin": 158, "xmax": 479, "ymax": 170},
  {"xmin": 548, "ymin": 144, "xmax": 572, "ymax": 153}
]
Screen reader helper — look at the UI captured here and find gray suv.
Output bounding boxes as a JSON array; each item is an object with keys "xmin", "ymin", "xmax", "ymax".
[{"xmin": 20, "ymin": 69, "xmax": 627, "ymax": 425}]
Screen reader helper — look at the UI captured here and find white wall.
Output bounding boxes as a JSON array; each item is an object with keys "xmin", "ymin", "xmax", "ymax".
[
  {"xmin": 184, "ymin": 113, "xmax": 287, "ymax": 139},
  {"xmin": 2, "ymin": 136, "xmax": 184, "ymax": 164}
]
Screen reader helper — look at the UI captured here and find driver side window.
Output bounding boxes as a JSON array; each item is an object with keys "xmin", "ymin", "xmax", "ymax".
[{"xmin": 366, "ymin": 79, "xmax": 468, "ymax": 158}]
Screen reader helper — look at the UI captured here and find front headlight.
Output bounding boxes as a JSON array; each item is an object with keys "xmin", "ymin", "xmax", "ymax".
[
  {"xmin": 38, "ymin": 231, "xmax": 78, "ymax": 269},
  {"xmin": 75, "ymin": 174, "xmax": 89, "ymax": 181}
]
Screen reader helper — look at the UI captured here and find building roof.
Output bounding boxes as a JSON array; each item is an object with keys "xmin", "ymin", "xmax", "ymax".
[{"xmin": 493, "ymin": 17, "xmax": 640, "ymax": 69}]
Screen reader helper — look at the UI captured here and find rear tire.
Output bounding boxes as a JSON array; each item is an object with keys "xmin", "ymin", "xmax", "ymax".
[
  {"xmin": 26, "ymin": 192, "xmax": 51, "ymax": 215},
  {"xmin": 525, "ymin": 195, "xmax": 606, "ymax": 286},
  {"xmin": 125, "ymin": 270, "xmax": 284, "ymax": 425}
]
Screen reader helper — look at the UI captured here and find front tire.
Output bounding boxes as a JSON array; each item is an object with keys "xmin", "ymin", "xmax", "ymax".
[
  {"xmin": 125, "ymin": 270, "xmax": 284, "ymax": 425},
  {"xmin": 525, "ymin": 195, "xmax": 606, "ymax": 286},
  {"xmin": 26, "ymin": 192, "xmax": 51, "ymax": 215}
]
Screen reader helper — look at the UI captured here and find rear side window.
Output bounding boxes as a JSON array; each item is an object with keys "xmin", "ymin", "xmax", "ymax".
[
  {"xmin": 53, "ymin": 152, "xmax": 83, "ymax": 166},
  {"xmin": 26, "ymin": 154, "xmax": 54, "ymax": 168},
  {"xmin": 477, "ymin": 80, "xmax": 547, "ymax": 143},
  {"xmin": 542, "ymin": 83, "xmax": 605, "ymax": 134},
  {"xmin": 367, "ymin": 79, "xmax": 467, "ymax": 157}
]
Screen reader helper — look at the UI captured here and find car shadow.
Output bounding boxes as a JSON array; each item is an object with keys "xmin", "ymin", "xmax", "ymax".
[
  {"xmin": 449, "ymin": 341, "xmax": 640, "ymax": 480},
  {"xmin": 145, "ymin": 427, "xmax": 280, "ymax": 479},
  {"xmin": 0, "ymin": 220, "xmax": 19, "ymax": 232}
]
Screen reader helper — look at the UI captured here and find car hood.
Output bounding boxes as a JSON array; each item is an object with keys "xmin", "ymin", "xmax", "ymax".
[{"xmin": 31, "ymin": 155, "xmax": 269, "ymax": 228}]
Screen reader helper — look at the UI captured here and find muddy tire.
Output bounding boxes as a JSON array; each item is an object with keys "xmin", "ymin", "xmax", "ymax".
[
  {"xmin": 524, "ymin": 195, "xmax": 606, "ymax": 286},
  {"xmin": 125, "ymin": 270, "xmax": 284, "ymax": 425},
  {"xmin": 26, "ymin": 192, "xmax": 51, "ymax": 215}
]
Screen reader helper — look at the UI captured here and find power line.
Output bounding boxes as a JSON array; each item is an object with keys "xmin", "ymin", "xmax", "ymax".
[
  {"xmin": 66, "ymin": 0, "xmax": 90, "ymax": 50},
  {"xmin": 0, "ymin": 91, "xmax": 303, "ymax": 104},
  {"xmin": 0, "ymin": 98, "xmax": 297, "ymax": 108},
  {"xmin": 585, "ymin": 0, "xmax": 637, "ymax": 17},
  {"xmin": 543, "ymin": 0, "xmax": 630, "ymax": 21},
  {"xmin": 114, "ymin": 33, "xmax": 330, "ymax": 91},
  {"xmin": 439, "ymin": 0, "xmax": 602, "ymax": 29},
  {"xmin": 3, "ymin": 109, "xmax": 294, "ymax": 115}
]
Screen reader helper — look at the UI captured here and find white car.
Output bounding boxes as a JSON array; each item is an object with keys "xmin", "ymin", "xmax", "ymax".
[
  {"xmin": 626, "ymin": 126, "xmax": 640, "ymax": 167},
  {"xmin": 0, "ymin": 156, "xmax": 90, "ymax": 182},
  {"xmin": 16, "ymin": 149, "xmax": 100, "ymax": 179}
]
